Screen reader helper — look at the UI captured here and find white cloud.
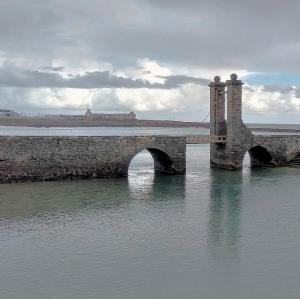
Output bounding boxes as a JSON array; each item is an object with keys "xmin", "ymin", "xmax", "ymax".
[
  {"xmin": 132, "ymin": 58, "xmax": 172, "ymax": 83},
  {"xmin": 116, "ymin": 83, "xmax": 208, "ymax": 113},
  {"xmin": 27, "ymin": 88, "xmax": 93, "ymax": 109},
  {"xmin": 243, "ymin": 84, "xmax": 300, "ymax": 114},
  {"xmin": 1, "ymin": 57, "xmax": 300, "ymax": 122}
]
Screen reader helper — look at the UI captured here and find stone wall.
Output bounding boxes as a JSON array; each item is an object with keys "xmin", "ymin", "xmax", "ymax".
[
  {"xmin": 253, "ymin": 135, "xmax": 300, "ymax": 166},
  {"xmin": 0, "ymin": 136, "xmax": 186, "ymax": 183}
]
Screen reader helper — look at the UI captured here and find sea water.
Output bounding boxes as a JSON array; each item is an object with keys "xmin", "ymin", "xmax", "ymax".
[{"xmin": 0, "ymin": 128, "xmax": 300, "ymax": 298}]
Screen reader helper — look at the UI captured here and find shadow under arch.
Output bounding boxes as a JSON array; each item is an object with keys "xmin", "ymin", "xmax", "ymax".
[
  {"xmin": 246, "ymin": 145, "xmax": 275, "ymax": 168},
  {"xmin": 128, "ymin": 147, "xmax": 177, "ymax": 175}
]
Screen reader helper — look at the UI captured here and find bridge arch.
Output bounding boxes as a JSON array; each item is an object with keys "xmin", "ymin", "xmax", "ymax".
[
  {"xmin": 246, "ymin": 145, "xmax": 275, "ymax": 167},
  {"xmin": 128, "ymin": 147, "xmax": 177, "ymax": 175}
]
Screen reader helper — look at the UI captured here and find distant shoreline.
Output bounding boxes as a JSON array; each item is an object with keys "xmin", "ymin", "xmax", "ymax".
[
  {"xmin": 249, "ymin": 128, "xmax": 300, "ymax": 133},
  {"xmin": 0, "ymin": 117, "xmax": 209, "ymax": 128}
]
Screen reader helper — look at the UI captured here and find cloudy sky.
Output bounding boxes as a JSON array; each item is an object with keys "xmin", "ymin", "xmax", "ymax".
[{"xmin": 1, "ymin": 0, "xmax": 300, "ymax": 123}]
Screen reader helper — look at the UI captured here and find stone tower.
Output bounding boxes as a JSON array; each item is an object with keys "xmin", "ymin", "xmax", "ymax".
[
  {"xmin": 226, "ymin": 73, "xmax": 243, "ymax": 136},
  {"xmin": 209, "ymin": 76, "xmax": 227, "ymax": 137},
  {"xmin": 210, "ymin": 74, "xmax": 253, "ymax": 170}
]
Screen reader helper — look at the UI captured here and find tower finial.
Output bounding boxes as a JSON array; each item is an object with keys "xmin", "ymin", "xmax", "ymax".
[
  {"xmin": 214, "ymin": 76, "xmax": 221, "ymax": 83},
  {"xmin": 230, "ymin": 73, "xmax": 238, "ymax": 81}
]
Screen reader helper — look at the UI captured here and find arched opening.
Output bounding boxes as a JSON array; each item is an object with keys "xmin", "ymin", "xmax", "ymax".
[
  {"xmin": 128, "ymin": 148, "xmax": 181, "ymax": 201},
  {"xmin": 128, "ymin": 150, "xmax": 154, "ymax": 200},
  {"xmin": 147, "ymin": 148, "xmax": 175, "ymax": 174},
  {"xmin": 248, "ymin": 146, "xmax": 274, "ymax": 167},
  {"xmin": 128, "ymin": 150, "xmax": 154, "ymax": 177},
  {"xmin": 128, "ymin": 148, "xmax": 175, "ymax": 176}
]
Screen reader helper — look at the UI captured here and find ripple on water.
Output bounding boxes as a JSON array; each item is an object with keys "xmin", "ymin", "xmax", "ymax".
[{"xmin": 1, "ymin": 144, "xmax": 300, "ymax": 299}]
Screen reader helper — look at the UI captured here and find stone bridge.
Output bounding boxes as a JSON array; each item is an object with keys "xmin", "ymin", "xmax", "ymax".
[
  {"xmin": 1, "ymin": 73, "xmax": 299, "ymax": 183},
  {"xmin": 210, "ymin": 74, "xmax": 300, "ymax": 169},
  {"xmin": 0, "ymin": 136, "xmax": 186, "ymax": 183}
]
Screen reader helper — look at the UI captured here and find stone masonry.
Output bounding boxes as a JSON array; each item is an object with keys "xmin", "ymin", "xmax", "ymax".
[
  {"xmin": 210, "ymin": 74, "xmax": 300, "ymax": 169},
  {"xmin": 2, "ymin": 73, "xmax": 300, "ymax": 183},
  {"xmin": 0, "ymin": 136, "xmax": 186, "ymax": 183}
]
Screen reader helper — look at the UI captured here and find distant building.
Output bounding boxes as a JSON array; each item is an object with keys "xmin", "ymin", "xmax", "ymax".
[
  {"xmin": 41, "ymin": 109, "xmax": 137, "ymax": 121},
  {"xmin": 0, "ymin": 109, "xmax": 19, "ymax": 117},
  {"xmin": 84, "ymin": 109, "xmax": 136, "ymax": 121}
]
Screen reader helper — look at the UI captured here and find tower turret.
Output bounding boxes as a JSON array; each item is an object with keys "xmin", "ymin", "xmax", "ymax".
[
  {"xmin": 209, "ymin": 76, "xmax": 227, "ymax": 136},
  {"xmin": 226, "ymin": 73, "xmax": 243, "ymax": 136}
]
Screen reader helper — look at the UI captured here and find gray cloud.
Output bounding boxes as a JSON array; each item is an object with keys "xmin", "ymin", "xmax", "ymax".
[
  {"xmin": 1, "ymin": 0, "xmax": 300, "ymax": 72},
  {"xmin": 245, "ymin": 84, "xmax": 300, "ymax": 99},
  {"xmin": 1, "ymin": 0, "xmax": 300, "ymax": 122},
  {"xmin": 0, "ymin": 64, "xmax": 209, "ymax": 89},
  {"xmin": 40, "ymin": 66, "xmax": 64, "ymax": 72},
  {"xmin": 159, "ymin": 75, "xmax": 209, "ymax": 88}
]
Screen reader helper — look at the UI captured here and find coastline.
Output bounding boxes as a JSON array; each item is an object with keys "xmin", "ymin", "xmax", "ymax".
[{"xmin": 0, "ymin": 117, "xmax": 300, "ymax": 134}]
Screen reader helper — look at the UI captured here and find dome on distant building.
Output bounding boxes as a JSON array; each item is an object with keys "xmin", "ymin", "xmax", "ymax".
[{"xmin": 85, "ymin": 108, "xmax": 93, "ymax": 117}]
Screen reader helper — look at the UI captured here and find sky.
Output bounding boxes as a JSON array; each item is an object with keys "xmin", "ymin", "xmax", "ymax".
[{"xmin": 0, "ymin": 0, "xmax": 300, "ymax": 123}]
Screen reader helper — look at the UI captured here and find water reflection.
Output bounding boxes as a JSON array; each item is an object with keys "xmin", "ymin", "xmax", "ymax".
[
  {"xmin": 128, "ymin": 149, "xmax": 186, "ymax": 203},
  {"xmin": 2, "ymin": 145, "xmax": 300, "ymax": 299},
  {"xmin": 0, "ymin": 171, "xmax": 186, "ymax": 226},
  {"xmin": 128, "ymin": 150, "xmax": 155, "ymax": 201},
  {"xmin": 128, "ymin": 172, "xmax": 186, "ymax": 203},
  {"xmin": 208, "ymin": 169, "xmax": 243, "ymax": 251},
  {"xmin": 0, "ymin": 179, "xmax": 132, "ymax": 220}
]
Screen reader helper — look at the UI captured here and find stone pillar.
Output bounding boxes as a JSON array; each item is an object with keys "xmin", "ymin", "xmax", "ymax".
[
  {"xmin": 209, "ymin": 76, "xmax": 227, "ymax": 136},
  {"xmin": 210, "ymin": 74, "xmax": 253, "ymax": 170},
  {"xmin": 226, "ymin": 73, "xmax": 243, "ymax": 136},
  {"xmin": 209, "ymin": 76, "xmax": 227, "ymax": 169}
]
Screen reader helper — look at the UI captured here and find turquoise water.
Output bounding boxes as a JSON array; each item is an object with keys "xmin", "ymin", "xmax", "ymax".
[
  {"xmin": 1, "ymin": 144, "xmax": 300, "ymax": 298},
  {"xmin": 0, "ymin": 126, "xmax": 209, "ymax": 136},
  {"xmin": 1, "ymin": 125, "xmax": 300, "ymax": 136}
]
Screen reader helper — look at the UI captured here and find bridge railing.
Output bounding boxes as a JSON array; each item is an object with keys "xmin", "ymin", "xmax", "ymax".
[{"xmin": 186, "ymin": 135, "xmax": 227, "ymax": 144}]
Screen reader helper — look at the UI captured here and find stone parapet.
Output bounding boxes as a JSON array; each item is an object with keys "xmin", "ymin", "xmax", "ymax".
[{"xmin": 0, "ymin": 136, "xmax": 186, "ymax": 183}]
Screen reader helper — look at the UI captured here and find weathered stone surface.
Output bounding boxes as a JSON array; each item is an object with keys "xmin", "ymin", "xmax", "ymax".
[
  {"xmin": 0, "ymin": 136, "xmax": 186, "ymax": 183},
  {"xmin": 210, "ymin": 74, "xmax": 300, "ymax": 169},
  {"xmin": 209, "ymin": 77, "xmax": 227, "ymax": 136}
]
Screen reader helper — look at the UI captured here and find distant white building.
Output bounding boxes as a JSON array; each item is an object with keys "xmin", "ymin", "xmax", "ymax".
[
  {"xmin": 84, "ymin": 109, "xmax": 136, "ymax": 121},
  {"xmin": 0, "ymin": 109, "xmax": 19, "ymax": 117}
]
